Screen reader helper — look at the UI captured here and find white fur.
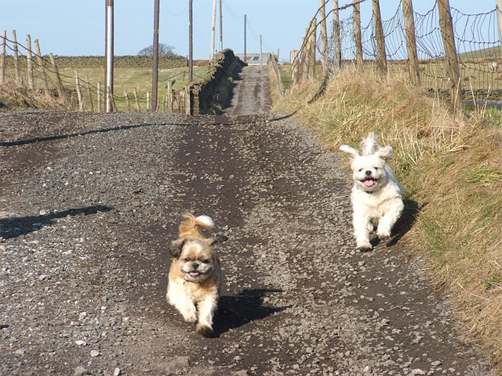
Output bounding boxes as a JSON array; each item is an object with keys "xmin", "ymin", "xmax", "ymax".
[
  {"xmin": 340, "ymin": 133, "xmax": 404, "ymax": 251},
  {"xmin": 195, "ymin": 215, "xmax": 215, "ymax": 230}
]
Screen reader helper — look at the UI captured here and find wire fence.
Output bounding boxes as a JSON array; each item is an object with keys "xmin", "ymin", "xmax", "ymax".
[
  {"xmin": 292, "ymin": 0, "xmax": 502, "ymax": 102},
  {"xmin": 0, "ymin": 33, "xmax": 197, "ymax": 113}
]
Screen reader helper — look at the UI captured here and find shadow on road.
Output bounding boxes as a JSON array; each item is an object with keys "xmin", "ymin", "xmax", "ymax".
[
  {"xmin": 386, "ymin": 197, "xmax": 424, "ymax": 247},
  {"xmin": 213, "ymin": 289, "xmax": 291, "ymax": 337},
  {"xmin": 0, "ymin": 205, "xmax": 113, "ymax": 239}
]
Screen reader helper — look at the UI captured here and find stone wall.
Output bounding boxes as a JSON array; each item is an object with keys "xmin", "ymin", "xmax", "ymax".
[{"xmin": 190, "ymin": 49, "xmax": 246, "ymax": 115}]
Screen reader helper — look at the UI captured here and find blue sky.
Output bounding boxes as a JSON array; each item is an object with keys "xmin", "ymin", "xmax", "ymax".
[{"xmin": 0, "ymin": 1, "xmax": 498, "ymax": 61}]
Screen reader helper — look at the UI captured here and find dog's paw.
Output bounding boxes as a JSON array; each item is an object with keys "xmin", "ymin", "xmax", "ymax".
[
  {"xmin": 377, "ymin": 226, "xmax": 391, "ymax": 240},
  {"xmin": 182, "ymin": 314, "xmax": 198, "ymax": 323},
  {"xmin": 196, "ymin": 323, "xmax": 214, "ymax": 337},
  {"xmin": 357, "ymin": 245, "xmax": 373, "ymax": 252},
  {"xmin": 356, "ymin": 240, "xmax": 373, "ymax": 252},
  {"xmin": 377, "ymin": 231, "xmax": 390, "ymax": 241}
]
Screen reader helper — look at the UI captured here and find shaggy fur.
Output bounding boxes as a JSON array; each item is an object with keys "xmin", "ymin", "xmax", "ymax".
[
  {"xmin": 340, "ymin": 132, "xmax": 404, "ymax": 251},
  {"xmin": 166, "ymin": 213, "xmax": 227, "ymax": 336}
]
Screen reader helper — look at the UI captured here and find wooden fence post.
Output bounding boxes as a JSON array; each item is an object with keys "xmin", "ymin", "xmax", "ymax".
[
  {"xmin": 97, "ymin": 82, "xmax": 102, "ymax": 112},
  {"xmin": 402, "ymin": 0, "xmax": 421, "ymax": 86},
  {"xmin": 34, "ymin": 40, "xmax": 50, "ymax": 96},
  {"xmin": 437, "ymin": 0, "xmax": 463, "ymax": 111},
  {"xmin": 319, "ymin": 0, "xmax": 328, "ymax": 70},
  {"xmin": 85, "ymin": 76, "xmax": 94, "ymax": 112},
  {"xmin": 497, "ymin": 0, "xmax": 502, "ymax": 46},
  {"xmin": 302, "ymin": 33, "xmax": 309, "ymax": 81},
  {"xmin": 167, "ymin": 79, "xmax": 174, "ymax": 112},
  {"xmin": 147, "ymin": 91, "xmax": 151, "ymax": 112},
  {"xmin": 124, "ymin": 89, "xmax": 131, "ymax": 111},
  {"xmin": 26, "ymin": 35, "xmax": 35, "ymax": 89},
  {"xmin": 75, "ymin": 71, "xmax": 84, "ymax": 111},
  {"xmin": 299, "ymin": 37, "xmax": 305, "ymax": 83},
  {"xmin": 1, "ymin": 31, "xmax": 6, "ymax": 84},
  {"xmin": 353, "ymin": 0, "xmax": 363, "ymax": 70},
  {"xmin": 12, "ymin": 31, "xmax": 21, "ymax": 86},
  {"xmin": 133, "ymin": 87, "xmax": 141, "ymax": 112},
  {"xmin": 372, "ymin": 0, "xmax": 387, "ymax": 75},
  {"xmin": 49, "ymin": 53, "xmax": 66, "ymax": 103},
  {"xmin": 333, "ymin": 0, "xmax": 342, "ymax": 72},
  {"xmin": 309, "ymin": 19, "xmax": 317, "ymax": 78},
  {"xmin": 291, "ymin": 50, "xmax": 299, "ymax": 86}
]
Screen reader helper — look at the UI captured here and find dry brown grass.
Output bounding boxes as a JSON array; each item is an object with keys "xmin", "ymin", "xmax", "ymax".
[
  {"xmin": 271, "ymin": 67, "xmax": 502, "ymax": 371},
  {"xmin": 0, "ymin": 82, "xmax": 71, "ymax": 111}
]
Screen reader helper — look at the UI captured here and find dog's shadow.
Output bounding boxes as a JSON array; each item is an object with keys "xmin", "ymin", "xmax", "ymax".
[
  {"xmin": 385, "ymin": 197, "xmax": 425, "ymax": 247},
  {"xmin": 213, "ymin": 289, "xmax": 290, "ymax": 337}
]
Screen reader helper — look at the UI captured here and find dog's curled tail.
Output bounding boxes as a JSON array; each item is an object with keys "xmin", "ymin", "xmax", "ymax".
[
  {"xmin": 179, "ymin": 213, "xmax": 214, "ymax": 238},
  {"xmin": 360, "ymin": 132, "xmax": 380, "ymax": 156}
]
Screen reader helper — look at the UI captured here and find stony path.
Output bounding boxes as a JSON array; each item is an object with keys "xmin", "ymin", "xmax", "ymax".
[{"xmin": 0, "ymin": 66, "xmax": 493, "ymax": 375}]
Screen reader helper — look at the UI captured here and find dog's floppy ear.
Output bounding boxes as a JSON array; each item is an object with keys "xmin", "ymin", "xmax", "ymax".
[
  {"xmin": 339, "ymin": 145, "xmax": 359, "ymax": 160},
  {"xmin": 170, "ymin": 238, "xmax": 186, "ymax": 258},
  {"xmin": 209, "ymin": 235, "xmax": 228, "ymax": 246},
  {"xmin": 376, "ymin": 145, "xmax": 393, "ymax": 161}
]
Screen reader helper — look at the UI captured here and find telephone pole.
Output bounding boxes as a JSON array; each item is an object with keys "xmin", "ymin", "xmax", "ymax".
[
  {"xmin": 244, "ymin": 14, "xmax": 247, "ymax": 63},
  {"xmin": 152, "ymin": 0, "xmax": 160, "ymax": 112},
  {"xmin": 189, "ymin": 0, "xmax": 193, "ymax": 83},
  {"xmin": 211, "ymin": 0, "xmax": 217, "ymax": 60},
  {"xmin": 105, "ymin": 0, "xmax": 114, "ymax": 113},
  {"xmin": 219, "ymin": 0, "xmax": 223, "ymax": 51}
]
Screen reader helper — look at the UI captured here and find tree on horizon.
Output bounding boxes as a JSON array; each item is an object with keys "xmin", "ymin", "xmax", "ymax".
[{"xmin": 138, "ymin": 43, "xmax": 177, "ymax": 57}]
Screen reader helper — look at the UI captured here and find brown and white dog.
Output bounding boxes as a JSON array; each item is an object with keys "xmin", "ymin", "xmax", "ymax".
[{"xmin": 166, "ymin": 213, "xmax": 227, "ymax": 337}]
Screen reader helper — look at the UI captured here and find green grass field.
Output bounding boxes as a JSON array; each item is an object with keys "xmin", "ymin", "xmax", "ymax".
[{"xmin": 1, "ymin": 56, "xmax": 210, "ymax": 112}]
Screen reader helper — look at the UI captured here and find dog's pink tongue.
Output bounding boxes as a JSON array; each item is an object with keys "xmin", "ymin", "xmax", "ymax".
[
  {"xmin": 189, "ymin": 271, "xmax": 200, "ymax": 277},
  {"xmin": 363, "ymin": 179, "xmax": 376, "ymax": 187}
]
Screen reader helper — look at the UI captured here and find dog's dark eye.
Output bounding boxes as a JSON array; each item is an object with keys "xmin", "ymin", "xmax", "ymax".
[
  {"xmin": 358, "ymin": 168, "xmax": 363, "ymax": 172},
  {"xmin": 183, "ymin": 258, "xmax": 191, "ymax": 262},
  {"xmin": 201, "ymin": 259, "xmax": 210, "ymax": 264},
  {"xmin": 374, "ymin": 167, "xmax": 379, "ymax": 170}
]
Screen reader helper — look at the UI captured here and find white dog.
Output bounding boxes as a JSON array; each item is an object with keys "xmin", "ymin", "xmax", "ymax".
[{"xmin": 340, "ymin": 132, "xmax": 404, "ymax": 251}]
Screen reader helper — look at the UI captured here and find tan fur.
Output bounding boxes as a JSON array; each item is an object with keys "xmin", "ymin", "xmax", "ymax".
[
  {"xmin": 166, "ymin": 213, "xmax": 225, "ymax": 337},
  {"xmin": 178, "ymin": 213, "xmax": 212, "ymax": 240}
]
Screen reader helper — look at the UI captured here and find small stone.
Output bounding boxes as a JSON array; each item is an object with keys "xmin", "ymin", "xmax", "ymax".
[
  {"xmin": 90, "ymin": 350, "xmax": 100, "ymax": 357},
  {"xmin": 75, "ymin": 340, "xmax": 86, "ymax": 346},
  {"xmin": 14, "ymin": 349, "xmax": 25, "ymax": 356},
  {"xmin": 113, "ymin": 368, "xmax": 121, "ymax": 376},
  {"xmin": 411, "ymin": 369, "xmax": 426, "ymax": 375},
  {"xmin": 74, "ymin": 366, "xmax": 88, "ymax": 376}
]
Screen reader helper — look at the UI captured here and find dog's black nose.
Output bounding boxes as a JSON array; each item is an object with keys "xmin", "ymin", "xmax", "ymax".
[
  {"xmin": 192, "ymin": 262, "xmax": 199, "ymax": 269},
  {"xmin": 365, "ymin": 170, "xmax": 372, "ymax": 176}
]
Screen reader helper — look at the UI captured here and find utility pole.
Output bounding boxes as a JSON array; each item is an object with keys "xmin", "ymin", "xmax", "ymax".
[
  {"xmin": 152, "ymin": 0, "xmax": 160, "ymax": 112},
  {"xmin": 244, "ymin": 14, "xmax": 247, "ymax": 63},
  {"xmin": 260, "ymin": 35, "xmax": 263, "ymax": 66},
  {"xmin": 219, "ymin": 0, "xmax": 223, "ymax": 51},
  {"xmin": 105, "ymin": 0, "xmax": 114, "ymax": 113},
  {"xmin": 210, "ymin": 0, "xmax": 217, "ymax": 60},
  {"xmin": 189, "ymin": 0, "xmax": 193, "ymax": 83}
]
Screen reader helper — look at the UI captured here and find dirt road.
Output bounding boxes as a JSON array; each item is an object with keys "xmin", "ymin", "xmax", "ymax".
[{"xmin": 0, "ymin": 66, "xmax": 493, "ymax": 375}]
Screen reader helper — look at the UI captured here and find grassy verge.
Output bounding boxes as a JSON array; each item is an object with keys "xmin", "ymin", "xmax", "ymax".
[{"xmin": 271, "ymin": 68, "xmax": 502, "ymax": 371}]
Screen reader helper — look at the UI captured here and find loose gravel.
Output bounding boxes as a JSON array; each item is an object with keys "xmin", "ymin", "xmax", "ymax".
[{"xmin": 0, "ymin": 66, "xmax": 494, "ymax": 376}]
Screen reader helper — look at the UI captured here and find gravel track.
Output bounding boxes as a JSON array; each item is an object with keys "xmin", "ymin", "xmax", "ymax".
[{"xmin": 0, "ymin": 66, "xmax": 493, "ymax": 375}]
